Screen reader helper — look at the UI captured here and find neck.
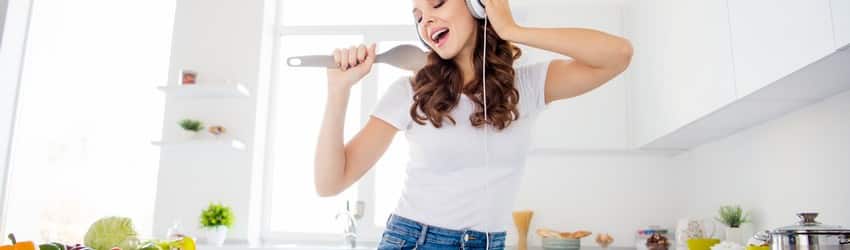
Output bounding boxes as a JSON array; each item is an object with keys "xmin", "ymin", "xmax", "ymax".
[{"xmin": 456, "ymin": 44, "xmax": 476, "ymax": 86}]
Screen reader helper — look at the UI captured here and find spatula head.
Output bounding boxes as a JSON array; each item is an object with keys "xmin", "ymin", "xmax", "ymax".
[{"xmin": 376, "ymin": 44, "xmax": 429, "ymax": 71}]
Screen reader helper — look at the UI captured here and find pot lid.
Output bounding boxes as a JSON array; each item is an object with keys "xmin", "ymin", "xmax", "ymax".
[{"xmin": 772, "ymin": 213, "xmax": 850, "ymax": 235}]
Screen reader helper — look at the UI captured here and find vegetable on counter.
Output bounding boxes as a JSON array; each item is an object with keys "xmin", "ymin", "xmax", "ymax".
[
  {"xmin": 83, "ymin": 217, "xmax": 139, "ymax": 250},
  {"xmin": 37, "ymin": 242, "xmax": 66, "ymax": 250},
  {"xmin": 2, "ymin": 234, "xmax": 36, "ymax": 250}
]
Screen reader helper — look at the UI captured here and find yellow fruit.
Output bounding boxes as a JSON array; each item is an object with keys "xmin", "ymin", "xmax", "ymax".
[{"xmin": 180, "ymin": 237, "xmax": 194, "ymax": 250}]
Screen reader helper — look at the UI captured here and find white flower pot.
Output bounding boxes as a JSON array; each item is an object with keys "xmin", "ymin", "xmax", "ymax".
[
  {"xmin": 181, "ymin": 130, "xmax": 200, "ymax": 140},
  {"xmin": 725, "ymin": 227, "xmax": 743, "ymax": 244},
  {"xmin": 205, "ymin": 226, "xmax": 228, "ymax": 246}
]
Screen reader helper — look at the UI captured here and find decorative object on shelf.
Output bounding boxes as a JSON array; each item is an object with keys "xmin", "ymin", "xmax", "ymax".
[
  {"xmin": 207, "ymin": 125, "xmax": 226, "ymax": 138},
  {"xmin": 180, "ymin": 69, "xmax": 197, "ymax": 85},
  {"xmin": 178, "ymin": 119, "xmax": 204, "ymax": 139},
  {"xmin": 646, "ymin": 232, "xmax": 670, "ymax": 250},
  {"xmin": 512, "ymin": 210, "xmax": 533, "ymax": 250},
  {"xmin": 199, "ymin": 202, "xmax": 234, "ymax": 247},
  {"xmin": 716, "ymin": 205, "xmax": 751, "ymax": 245},
  {"xmin": 596, "ymin": 233, "xmax": 614, "ymax": 248}
]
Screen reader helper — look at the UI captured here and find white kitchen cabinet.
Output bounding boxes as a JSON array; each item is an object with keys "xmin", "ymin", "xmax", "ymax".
[
  {"xmin": 833, "ymin": 0, "xmax": 850, "ymax": 49},
  {"xmin": 624, "ymin": 0, "xmax": 737, "ymax": 148},
  {"xmin": 727, "ymin": 0, "xmax": 835, "ymax": 98},
  {"xmin": 513, "ymin": 2, "xmax": 631, "ymax": 150}
]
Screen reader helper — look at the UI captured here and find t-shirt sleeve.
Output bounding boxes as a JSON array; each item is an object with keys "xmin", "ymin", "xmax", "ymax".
[
  {"xmin": 370, "ymin": 77, "xmax": 413, "ymax": 130},
  {"xmin": 515, "ymin": 60, "xmax": 551, "ymax": 116}
]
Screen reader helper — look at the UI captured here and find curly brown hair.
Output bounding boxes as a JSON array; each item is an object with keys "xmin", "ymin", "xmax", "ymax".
[{"xmin": 409, "ymin": 19, "xmax": 523, "ymax": 131}]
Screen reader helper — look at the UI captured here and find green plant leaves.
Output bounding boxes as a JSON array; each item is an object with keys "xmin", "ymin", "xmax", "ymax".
[
  {"xmin": 200, "ymin": 202, "xmax": 235, "ymax": 229},
  {"xmin": 179, "ymin": 119, "xmax": 204, "ymax": 132},
  {"xmin": 716, "ymin": 205, "xmax": 750, "ymax": 228}
]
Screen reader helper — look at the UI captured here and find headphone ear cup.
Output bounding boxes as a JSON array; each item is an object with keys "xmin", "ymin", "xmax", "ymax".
[{"xmin": 466, "ymin": 0, "xmax": 487, "ymax": 19}]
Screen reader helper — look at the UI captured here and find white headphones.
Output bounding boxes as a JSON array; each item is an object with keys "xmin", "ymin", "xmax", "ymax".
[{"xmin": 416, "ymin": 0, "xmax": 487, "ymax": 49}]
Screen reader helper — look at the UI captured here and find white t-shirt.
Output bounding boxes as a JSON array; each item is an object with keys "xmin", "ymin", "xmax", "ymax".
[{"xmin": 370, "ymin": 60, "xmax": 551, "ymax": 232}]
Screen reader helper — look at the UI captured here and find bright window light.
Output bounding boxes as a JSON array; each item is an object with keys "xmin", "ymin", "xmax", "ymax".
[{"xmin": 3, "ymin": 0, "xmax": 174, "ymax": 241}]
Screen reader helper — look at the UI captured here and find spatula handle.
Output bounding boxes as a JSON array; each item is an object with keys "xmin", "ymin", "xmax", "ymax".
[{"xmin": 286, "ymin": 55, "xmax": 338, "ymax": 68}]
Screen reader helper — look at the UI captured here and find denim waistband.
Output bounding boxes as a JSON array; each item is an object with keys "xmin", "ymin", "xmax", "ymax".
[{"xmin": 385, "ymin": 213, "xmax": 506, "ymax": 247}]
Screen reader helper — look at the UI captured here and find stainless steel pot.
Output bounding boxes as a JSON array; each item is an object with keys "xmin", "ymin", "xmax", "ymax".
[{"xmin": 770, "ymin": 213, "xmax": 850, "ymax": 250}]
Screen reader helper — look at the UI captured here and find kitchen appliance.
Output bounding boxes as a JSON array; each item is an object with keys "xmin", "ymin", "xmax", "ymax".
[{"xmin": 770, "ymin": 212, "xmax": 850, "ymax": 250}]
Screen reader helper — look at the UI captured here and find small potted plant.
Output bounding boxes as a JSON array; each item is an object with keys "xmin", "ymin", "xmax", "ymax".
[
  {"xmin": 178, "ymin": 119, "xmax": 204, "ymax": 139},
  {"xmin": 716, "ymin": 205, "xmax": 751, "ymax": 244},
  {"xmin": 200, "ymin": 202, "xmax": 234, "ymax": 246}
]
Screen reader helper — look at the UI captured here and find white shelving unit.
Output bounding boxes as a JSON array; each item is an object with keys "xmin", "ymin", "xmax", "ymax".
[
  {"xmin": 152, "ymin": 139, "xmax": 247, "ymax": 151},
  {"xmin": 157, "ymin": 83, "xmax": 250, "ymax": 98}
]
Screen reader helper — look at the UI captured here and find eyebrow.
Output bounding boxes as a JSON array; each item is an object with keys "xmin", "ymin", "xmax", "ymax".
[{"xmin": 412, "ymin": 0, "xmax": 437, "ymax": 14}]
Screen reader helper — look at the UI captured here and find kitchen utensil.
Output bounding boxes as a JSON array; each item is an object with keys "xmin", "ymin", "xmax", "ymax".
[
  {"xmin": 513, "ymin": 210, "xmax": 534, "ymax": 250},
  {"xmin": 770, "ymin": 212, "xmax": 850, "ymax": 250},
  {"xmin": 286, "ymin": 44, "xmax": 428, "ymax": 71}
]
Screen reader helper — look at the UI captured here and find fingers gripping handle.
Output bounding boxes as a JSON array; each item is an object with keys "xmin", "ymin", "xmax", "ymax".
[{"xmin": 286, "ymin": 55, "xmax": 338, "ymax": 68}]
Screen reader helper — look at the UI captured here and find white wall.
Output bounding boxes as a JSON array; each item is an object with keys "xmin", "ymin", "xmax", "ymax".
[
  {"xmin": 511, "ymin": 152, "xmax": 677, "ymax": 247},
  {"xmin": 671, "ymin": 89, "xmax": 850, "ymax": 233},
  {"xmin": 153, "ymin": 0, "xmax": 276, "ymax": 244}
]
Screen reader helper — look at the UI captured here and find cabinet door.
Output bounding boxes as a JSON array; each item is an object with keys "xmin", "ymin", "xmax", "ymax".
[
  {"xmin": 624, "ymin": 0, "xmax": 676, "ymax": 147},
  {"xmin": 664, "ymin": 0, "xmax": 737, "ymax": 131},
  {"xmin": 625, "ymin": 0, "xmax": 736, "ymax": 148},
  {"xmin": 833, "ymin": 0, "xmax": 850, "ymax": 49},
  {"xmin": 728, "ymin": 0, "xmax": 834, "ymax": 98}
]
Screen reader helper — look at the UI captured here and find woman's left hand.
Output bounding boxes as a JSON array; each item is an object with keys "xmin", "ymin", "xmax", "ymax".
[{"xmin": 481, "ymin": 0, "xmax": 520, "ymax": 40}]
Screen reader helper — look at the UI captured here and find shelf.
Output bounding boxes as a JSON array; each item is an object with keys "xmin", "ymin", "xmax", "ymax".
[
  {"xmin": 157, "ymin": 83, "xmax": 250, "ymax": 98},
  {"xmin": 152, "ymin": 139, "xmax": 247, "ymax": 151}
]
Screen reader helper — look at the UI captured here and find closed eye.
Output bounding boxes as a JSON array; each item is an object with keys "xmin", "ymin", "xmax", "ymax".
[{"xmin": 415, "ymin": 0, "xmax": 446, "ymax": 24}]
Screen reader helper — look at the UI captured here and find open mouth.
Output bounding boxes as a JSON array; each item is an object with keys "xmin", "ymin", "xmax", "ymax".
[{"xmin": 430, "ymin": 28, "xmax": 450, "ymax": 48}]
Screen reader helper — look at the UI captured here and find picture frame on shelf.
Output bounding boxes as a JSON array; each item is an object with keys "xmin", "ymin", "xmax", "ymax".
[{"xmin": 180, "ymin": 69, "xmax": 197, "ymax": 85}]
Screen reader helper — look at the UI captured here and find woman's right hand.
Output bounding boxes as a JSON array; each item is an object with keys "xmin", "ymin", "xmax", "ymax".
[{"xmin": 327, "ymin": 43, "xmax": 377, "ymax": 92}]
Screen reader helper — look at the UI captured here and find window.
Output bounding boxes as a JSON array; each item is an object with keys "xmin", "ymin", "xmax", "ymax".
[
  {"xmin": 264, "ymin": 3, "xmax": 425, "ymax": 241},
  {"xmin": 2, "ymin": 0, "xmax": 174, "ymax": 241}
]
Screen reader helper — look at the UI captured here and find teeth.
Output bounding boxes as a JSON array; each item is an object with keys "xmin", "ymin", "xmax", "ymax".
[{"xmin": 431, "ymin": 28, "xmax": 449, "ymax": 42}]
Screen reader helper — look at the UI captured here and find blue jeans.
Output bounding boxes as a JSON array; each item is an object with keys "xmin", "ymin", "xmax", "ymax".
[{"xmin": 378, "ymin": 214, "xmax": 506, "ymax": 250}]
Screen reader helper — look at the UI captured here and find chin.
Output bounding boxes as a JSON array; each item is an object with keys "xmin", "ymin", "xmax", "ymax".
[{"xmin": 432, "ymin": 43, "xmax": 462, "ymax": 60}]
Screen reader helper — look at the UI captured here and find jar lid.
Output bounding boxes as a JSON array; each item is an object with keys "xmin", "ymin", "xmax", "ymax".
[{"xmin": 772, "ymin": 212, "xmax": 850, "ymax": 235}]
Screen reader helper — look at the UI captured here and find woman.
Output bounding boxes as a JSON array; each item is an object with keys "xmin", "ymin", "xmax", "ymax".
[{"xmin": 314, "ymin": 0, "xmax": 632, "ymax": 249}]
